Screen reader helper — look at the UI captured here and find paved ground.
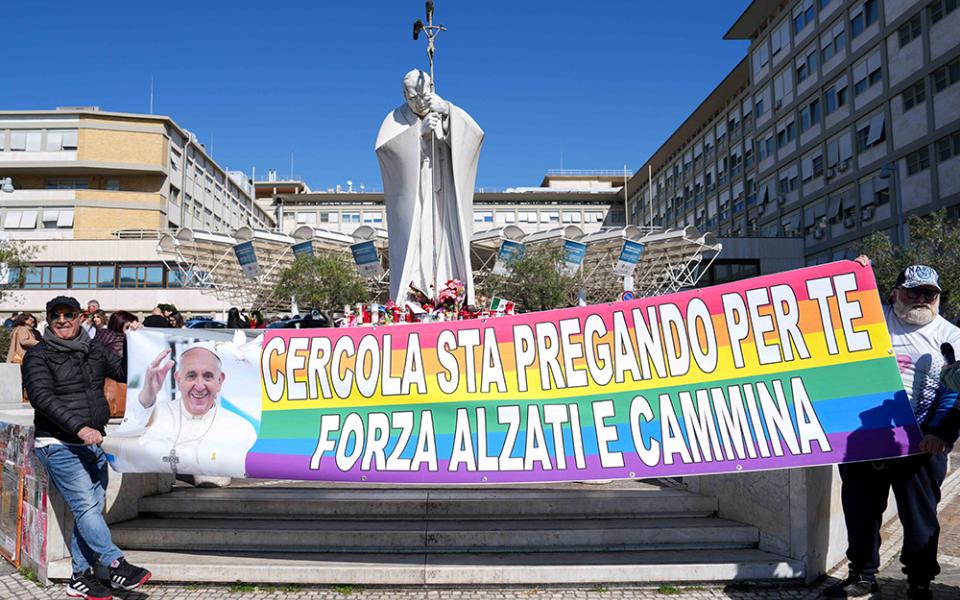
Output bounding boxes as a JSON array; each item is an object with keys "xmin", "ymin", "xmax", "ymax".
[{"xmin": 3, "ymin": 471, "xmax": 960, "ymax": 600}]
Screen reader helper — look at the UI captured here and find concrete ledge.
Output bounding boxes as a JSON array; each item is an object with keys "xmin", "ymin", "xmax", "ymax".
[{"xmin": 49, "ymin": 548, "xmax": 804, "ymax": 585}]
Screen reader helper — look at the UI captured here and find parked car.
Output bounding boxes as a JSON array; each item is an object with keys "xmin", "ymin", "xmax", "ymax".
[
  {"xmin": 186, "ymin": 316, "xmax": 227, "ymax": 329},
  {"xmin": 267, "ymin": 310, "xmax": 333, "ymax": 329}
]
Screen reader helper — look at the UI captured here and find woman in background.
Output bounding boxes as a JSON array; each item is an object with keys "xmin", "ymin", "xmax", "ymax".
[
  {"xmin": 8, "ymin": 312, "xmax": 40, "ymax": 402},
  {"xmin": 7, "ymin": 312, "xmax": 40, "ymax": 364},
  {"xmin": 227, "ymin": 307, "xmax": 249, "ymax": 329},
  {"xmin": 95, "ymin": 310, "xmax": 139, "ymax": 417}
]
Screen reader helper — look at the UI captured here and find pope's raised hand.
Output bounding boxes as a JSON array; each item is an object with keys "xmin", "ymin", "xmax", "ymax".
[{"xmin": 139, "ymin": 348, "xmax": 173, "ymax": 408}]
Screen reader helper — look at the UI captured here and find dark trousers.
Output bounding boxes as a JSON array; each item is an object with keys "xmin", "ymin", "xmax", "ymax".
[{"xmin": 838, "ymin": 453, "xmax": 947, "ymax": 582}]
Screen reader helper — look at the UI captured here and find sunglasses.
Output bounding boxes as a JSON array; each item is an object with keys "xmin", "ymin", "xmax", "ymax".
[
  {"xmin": 48, "ymin": 311, "xmax": 78, "ymax": 321},
  {"xmin": 900, "ymin": 287, "xmax": 940, "ymax": 302}
]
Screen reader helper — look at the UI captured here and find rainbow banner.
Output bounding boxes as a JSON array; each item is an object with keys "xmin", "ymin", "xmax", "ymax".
[{"xmin": 247, "ymin": 261, "xmax": 919, "ymax": 483}]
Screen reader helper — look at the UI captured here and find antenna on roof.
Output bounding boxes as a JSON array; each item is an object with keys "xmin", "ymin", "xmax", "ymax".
[{"xmin": 149, "ymin": 76, "xmax": 155, "ymax": 114}]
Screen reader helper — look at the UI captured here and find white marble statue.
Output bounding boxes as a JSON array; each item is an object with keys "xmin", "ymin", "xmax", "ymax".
[{"xmin": 375, "ymin": 69, "xmax": 484, "ymax": 306}]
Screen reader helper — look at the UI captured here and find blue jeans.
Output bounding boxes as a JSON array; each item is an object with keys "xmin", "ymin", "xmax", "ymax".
[{"xmin": 35, "ymin": 444, "xmax": 123, "ymax": 574}]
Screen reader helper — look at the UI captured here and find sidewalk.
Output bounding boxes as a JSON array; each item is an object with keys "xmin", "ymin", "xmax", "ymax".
[{"xmin": 3, "ymin": 469, "xmax": 959, "ymax": 600}]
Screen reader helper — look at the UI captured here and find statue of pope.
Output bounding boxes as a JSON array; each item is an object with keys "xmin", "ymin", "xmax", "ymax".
[{"xmin": 375, "ymin": 69, "xmax": 484, "ymax": 307}]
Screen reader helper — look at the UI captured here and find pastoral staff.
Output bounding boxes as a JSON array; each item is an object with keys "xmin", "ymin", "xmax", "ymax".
[
  {"xmin": 104, "ymin": 343, "xmax": 257, "ymax": 478},
  {"xmin": 825, "ymin": 261, "xmax": 960, "ymax": 600}
]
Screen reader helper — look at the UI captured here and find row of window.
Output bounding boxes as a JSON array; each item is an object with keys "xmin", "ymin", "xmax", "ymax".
[
  {"xmin": 0, "ymin": 129, "xmax": 78, "ymax": 152},
  {"xmin": 2, "ymin": 264, "xmax": 197, "ymax": 290},
  {"xmin": 904, "ymin": 130, "xmax": 960, "ymax": 175},
  {"xmin": 753, "ymin": 0, "xmax": 877, "ymax": 79},
  {"xmin": 3, "ymin": 208, "xmax": 74, "ymax": 230},
  {"xmin": 644, "ymin": 123, "xmax": 960, "ymax": 232},
  {"xmin": 291, "ymin": 209, "xmax": 609, "ymax": 227}
]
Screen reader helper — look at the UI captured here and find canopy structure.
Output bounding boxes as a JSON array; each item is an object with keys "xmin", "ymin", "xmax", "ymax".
[
  {"xmin": 158, "ymin": 228, "xmax": 298, "ymax": 311},
  {"xmin": 157, "ymin": 222, "xmax": 722, "ymax": 311},
  {"xmin": 630, "ymin": 227, "xmax": 722, "ymax": 298}
]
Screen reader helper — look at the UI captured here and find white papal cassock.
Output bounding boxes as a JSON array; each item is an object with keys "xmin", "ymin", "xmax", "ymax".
[{"xmin": 103, "ymin": 398, "xmax": 257, "ymax": 477}]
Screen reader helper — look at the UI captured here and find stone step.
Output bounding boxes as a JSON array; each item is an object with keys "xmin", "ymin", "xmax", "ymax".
[
  {"xmin": 138, "ymin": 485, "xmax": 719, "ymax": 520},
  {"xmin": 48, "ymin": 548, "xmax": 805, "ymax": 584},
  {"xmin": 110, "ymin": 515, "xmax": 757, "ymax": 553}
]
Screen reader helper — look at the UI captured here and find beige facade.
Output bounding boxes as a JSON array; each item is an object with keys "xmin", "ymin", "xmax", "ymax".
[
  {"xmin": 0, "ymin": 108, "xmax": 274, "ymax": 314},
  {"xmin": 627, "ymin": 0, "xmax": 960, "ymax": 264}
]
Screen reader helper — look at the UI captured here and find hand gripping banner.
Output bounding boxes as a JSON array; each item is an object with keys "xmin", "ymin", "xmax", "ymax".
[{"xmin": 109, "ymin": 261, "xmax": 920, "ymax": 482}]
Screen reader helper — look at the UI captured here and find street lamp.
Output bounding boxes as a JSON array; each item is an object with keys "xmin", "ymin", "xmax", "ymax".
[{"xmin": 0, "ymin": 177, "xmax": 13, "ymax": 194}]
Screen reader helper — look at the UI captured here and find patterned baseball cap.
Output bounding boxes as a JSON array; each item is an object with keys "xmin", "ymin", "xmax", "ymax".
[{"xmin": 895, "ymin": 265, "xmax": 941, "ymax": 291}]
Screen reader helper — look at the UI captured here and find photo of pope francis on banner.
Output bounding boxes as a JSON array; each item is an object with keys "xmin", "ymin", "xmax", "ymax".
[{"xmin": 103, "ymin": 329, "xmax": 261, "ymax": 477}]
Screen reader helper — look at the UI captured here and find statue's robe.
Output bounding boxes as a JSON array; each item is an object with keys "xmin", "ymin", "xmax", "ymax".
[{"xmin": 376, "ymin": 103, "xmax": 483, "ymax": 305}]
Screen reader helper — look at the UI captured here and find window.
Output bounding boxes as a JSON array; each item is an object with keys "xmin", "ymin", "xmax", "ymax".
[
  {"xmin": 40, "ymin": 208, "xmax": 74, "ymax": 229},
  {"xmin": 898, "ymin": 14, "xmax": 922, "ymax": 47},
  {"xmin": 758, "ymin": 133, "xmax": 775, "ymax": 161},
  {"xmin": 45, "ymin": 130, "xmax": 78, "ymax": 151},
  {"xmin": 797, "ymin": 46, "xmax": 819, "ymax": 83},
  {"xmin": 118, "ymin": 265, "xmax": 164, "ymax": 288},
  {"xmin": 813, "ymin": 155, "xmax": 824, "ymax": 177},
  {"xmin": 342, "ymin": 212, "xmax": 361, "ymax": 223},
  {"xmin": 800, "ymin": 98, "xmax": 822, "ymax": 132},
  {"xmin": 752, "ymin": 42, "xmax": 770, "ymax": 72},
  {"xmin": 932, "ymin": 58, "xmax": 960, "ymax": 93},
  {"xmin": 929, "ymin": 0, "xmax": 959, "ymax": 24},
  {"xmin": 853, "ymin": 50, "xmax": 882, "ymax": 96},
  {"xmin": 851, "ymin": 0, "xmax": 878, "ymax": 38},
  {"xmin": 826, "ymin": 80, "xmax": 848, "ymax": 114},
  {"xmin": 906, "ymin": 147, "xmax": 930, "ymax": 175},
  {"xmin": 363, "ymin": 212, "xmax": 384, "ymax": 224},
  {"xmin": 45, "ymin": 178, "xmax": 89, "ymax": 190},
  {"xmin": 821, "ymin": 21, "xmax": 846, "ymax": 62},
  {"xmin": 745, "ymin": 144, "xmax": 755, "ymax": 167},
  {"xmin": 937, "ymin": 131, "xmax": 960, "ymax": 162},
  {"xmin": 777, "ymin": 120, "xmax": 797, "ymax": 149},
  {"xmin": 755, "ymin": 97, "xmax": 766, "ymax": 118},
  {"xmin": 23, "ymin": 266, "xmax": 68, "ymax": 290},
  {"xmin": 902, "ymin": 80, "xmax": 927, "ymax": 111},
  {"xmin": 772, "ymin": 20, "xmax": 791, "ymax": 55},
  {"xmin": 106, "ymin": 179, "xmax": 120, "ymax": 191},
  {"xmin": 773, "ymin": 69, "xmax": 793, "ymax": 105},
  {"xmin": 856, "ymin": 113, "xmax": 886, "ymax": 151},
  {"xmin": 3, "ymin": 210, "xmax": 38, "ymax": 229},
  {"xmin": 794, "ymin": 0, "xmax": 816, "ymax": 33},
  {"xmin": 71, "ymin": 266, "xmax": 116, "ymax": 289}
]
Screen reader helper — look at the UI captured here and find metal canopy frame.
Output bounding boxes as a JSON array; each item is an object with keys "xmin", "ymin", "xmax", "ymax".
[{"xmin": 158, "ymin": 222, "xmax": 722, "ymax": 312}]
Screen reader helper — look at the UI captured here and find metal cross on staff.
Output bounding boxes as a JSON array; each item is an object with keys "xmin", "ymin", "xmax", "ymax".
[{"xmin": 413, "ymin": 0, "xmax": 446, "ymax": 93}]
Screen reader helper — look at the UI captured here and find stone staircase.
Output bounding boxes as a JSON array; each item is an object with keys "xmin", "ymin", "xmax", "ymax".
[{"xmin": 48, "ymin": 481, "xmax": 805, "ymax": 585}]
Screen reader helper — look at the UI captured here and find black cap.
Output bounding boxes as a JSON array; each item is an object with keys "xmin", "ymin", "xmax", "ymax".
[{"xmin": 45, "ymin": 295, "xmax": 81, "ymax": 315}]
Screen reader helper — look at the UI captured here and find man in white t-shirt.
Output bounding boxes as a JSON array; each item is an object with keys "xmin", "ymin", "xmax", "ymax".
[{"xmin": 825, "ymin": 263, "xmax": 960, "ymax": 600}]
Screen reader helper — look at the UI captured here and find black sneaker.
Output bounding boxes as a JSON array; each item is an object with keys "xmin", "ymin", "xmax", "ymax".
[
  {"xmin": 66, "ymin": 569, "xmax": 112, "ymax": 600},
  {"xmin": 822, "ymin": 573, "xmax": 880, "ymax": 598},
  {"xmin": 907, "ymin": 581, "xmax": 933, "ymax": 600},
  {"xmin": 106, "ymin": 557, "xmax": 152, "ymax": 591}
]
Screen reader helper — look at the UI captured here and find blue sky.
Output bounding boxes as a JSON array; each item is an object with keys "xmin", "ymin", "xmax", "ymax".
[{"xmin": 1, "ymin": 1, "xmax": 750, "ymax": 191}]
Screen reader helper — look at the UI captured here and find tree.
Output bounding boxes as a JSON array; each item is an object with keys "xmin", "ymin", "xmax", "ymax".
[
  {"xmin": 0, "ymin": 239, "xmax": 31, "ymax": 302},
  {"xmin": 480, "ymin": 245, "xmax": 582, "ymax": 312},
  {"xmin": 857, "ymin": 210, "xmax": 960, "ymax": 321},
  {"xmin": 273, "ymin": 252, "xmax": 368, "ymax": 314},
  {"xmin": 0, "ymin": 240, "xmax": 33, "ymax": 362}
]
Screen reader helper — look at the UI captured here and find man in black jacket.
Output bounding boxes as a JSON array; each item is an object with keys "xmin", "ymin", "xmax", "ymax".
[{"xmin": 23, "ymin": 296, "xmax": 151, "ymax": 600}]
